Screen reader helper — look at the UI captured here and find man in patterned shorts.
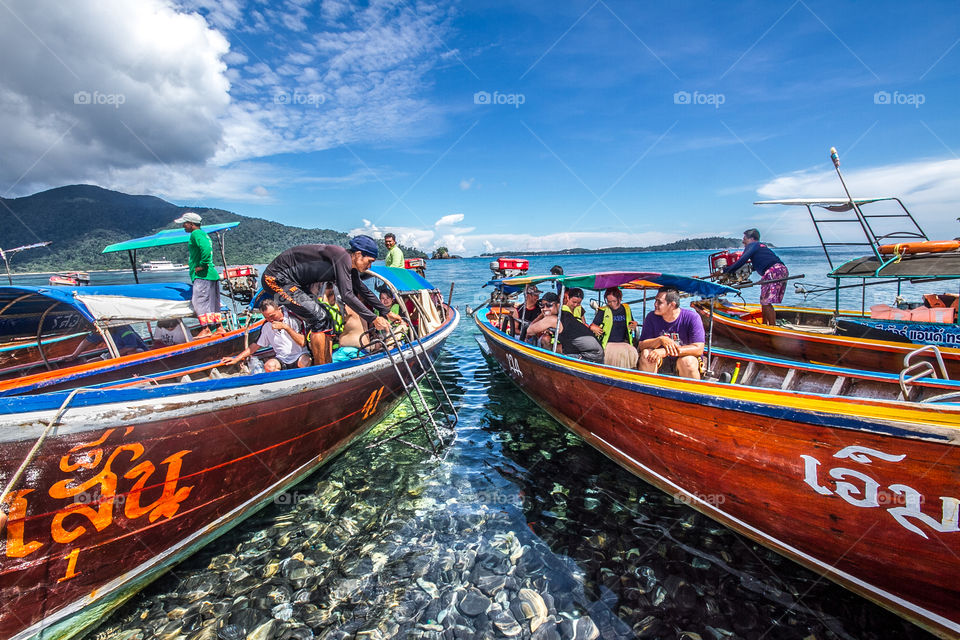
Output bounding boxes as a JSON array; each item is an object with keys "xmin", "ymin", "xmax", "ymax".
[{"xmin": 723, "ymin": 228, "xmax": 788, "ymax": 326}]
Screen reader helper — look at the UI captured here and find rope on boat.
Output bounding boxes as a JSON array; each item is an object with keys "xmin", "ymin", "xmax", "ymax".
[{"xmin": 0, "ymin": 387, "xmax": 85, "ymax": 530}]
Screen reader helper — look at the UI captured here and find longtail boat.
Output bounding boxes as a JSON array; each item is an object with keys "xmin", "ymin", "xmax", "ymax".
[
  {"xmin": 475, "ymin": 270, "xmax": 960, "ymax": 639},
  {"xmin": 0, "ymin": 266, "xmax": 458, "ymax": 640},
  {"xmin": 0, "ymin": 284, "xmax": 261, "ymax": 394},
  {"xmin": 695, "ymin": 189, "xmax": 960, "ymax": 375}
]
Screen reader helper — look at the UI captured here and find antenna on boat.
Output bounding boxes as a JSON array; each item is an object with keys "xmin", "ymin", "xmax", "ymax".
[{"xmin": 830, "ymin": 147, "xmax": 857, "ymax": 205}]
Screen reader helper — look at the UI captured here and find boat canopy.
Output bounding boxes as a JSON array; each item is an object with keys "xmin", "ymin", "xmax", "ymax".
[
  {"xmin": 102, "ymin": 223, "xmax": 239, "ymax": 254},
  {"xmin": 367, "ymin": 265, "xmax": 436, "ymax": 293},
  {"xmin": 491, "ymin": 271, "xmax": 737, "ymax": 298},
  {"xmin": 830, "ymin": 253, "xmax": 960, "ymax": 280},
  {"xmin": 0, "ymin": 284, "xmax": 195, "ymax": 337},
  {"xmin": 754, "ymin": 197, "xmax": 897, "ymax": 210}
]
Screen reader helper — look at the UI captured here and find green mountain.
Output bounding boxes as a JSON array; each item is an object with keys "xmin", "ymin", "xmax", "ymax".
[
  {"xmin": 0, "ymin": 185, "xmax": 425, "ymax": 272},
  {"xmin": 480, "ymin": 236, "xmax": 743, "ymax": 257}
]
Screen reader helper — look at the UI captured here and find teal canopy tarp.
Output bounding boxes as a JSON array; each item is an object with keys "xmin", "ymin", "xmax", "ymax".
[
  {"xmin": 102, "ymin": 222, "xmax": 239, "ymax": 254},
  {"xmin": 368, "ymin": 265, "xmax": 436, "ymax": 293}
]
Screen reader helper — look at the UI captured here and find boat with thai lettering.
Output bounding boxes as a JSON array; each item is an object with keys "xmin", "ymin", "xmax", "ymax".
[
  {"xmin": 0, "ymin": 284, "xmax": 259, "ymax": 393},
  {"xmin": 0, "ymin": 266, "xmax": 458, "ymax": 640},
  {"xmin": 475, "ymin": 270, "xmax": 960, "ymax": 639}
]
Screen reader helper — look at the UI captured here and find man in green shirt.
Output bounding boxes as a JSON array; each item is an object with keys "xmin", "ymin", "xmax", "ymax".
[
  {"xmin": 384, "ymin": 232, "xmax": 404, "ymax": 268},
  {"xmin": 174, "ymin": 212, "xmax": 223, "ymax": 338}
]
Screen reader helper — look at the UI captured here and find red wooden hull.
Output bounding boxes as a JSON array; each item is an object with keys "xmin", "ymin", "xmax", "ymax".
[
  {"xmin": 696, "ymin": 301, "xmax": 960, "ymax": 377},
  {"xmin": 477, "ymin": 316, "xmax": 960, "ymax": 638},
  {"xmin": 0, "ymin": 308, "xmax": 457, "ymax": 640}
]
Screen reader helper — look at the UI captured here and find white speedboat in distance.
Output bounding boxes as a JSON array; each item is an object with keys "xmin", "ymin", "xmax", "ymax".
[{"xmin": 141, "ymin": 258, "xmax": 188, "ymax": 272}]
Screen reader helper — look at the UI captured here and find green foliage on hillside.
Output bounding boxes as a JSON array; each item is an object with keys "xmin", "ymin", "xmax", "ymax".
[
  {"xmin": 0, "ymin": 185, "xmax": 425, "ymax": 272},
  {"xmin": 480, "ymin": 236, "xmax": 742, "ymax": 257}
]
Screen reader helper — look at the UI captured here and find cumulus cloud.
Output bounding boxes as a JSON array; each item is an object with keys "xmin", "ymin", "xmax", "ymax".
[
  {"xmin": 0, "ymin": 0, "xmax": 230, "ymax": 193},
  {"xmin": 351, "ymin": 213, "xmax": 729, "ymax": 256},
  {"xmin": 435, "ymin": 213, "xmax": 465, "ymax": 227},
  {"xmin": 0, "ymin": 0, "xmax": 454, "ymax": 202}
]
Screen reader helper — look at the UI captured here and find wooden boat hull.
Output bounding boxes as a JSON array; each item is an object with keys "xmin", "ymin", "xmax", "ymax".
[
  {"xmin": 0, "ymin": 307, "xmax": 457, "ymax": 640},
  {"xmin": 476, "ymin": 314, "xmax": 960, "ymax": 638},
  {"xmin": 696, "ymin": 301, "xmax": 960, "ymax": 377},
  {"xmin": 0, "ymin": 324, "xmax": 262, "ymax": 395}
]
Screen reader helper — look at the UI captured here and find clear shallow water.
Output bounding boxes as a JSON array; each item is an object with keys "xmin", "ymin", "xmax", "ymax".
[{"xmin": 17, "ymin": 251, "xmax": 936, "ymax": 640}]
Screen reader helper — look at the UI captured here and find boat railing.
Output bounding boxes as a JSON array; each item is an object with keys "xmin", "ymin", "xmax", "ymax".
[{"xmin": 899, "ymin": 344, "xmax": 951, "ymax": 399}]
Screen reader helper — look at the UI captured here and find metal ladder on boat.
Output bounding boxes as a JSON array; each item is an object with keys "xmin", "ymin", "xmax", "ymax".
[
  {"xmin": 804, "ymin": 198, "xmax": 928, "ymax": 271},
  {"xmin": 897, "ymin": 344, "xmax": 960, "ymax": 402},
  {"xmin": 362, "ymin": 324, "xmax": 458, "ymax": 457}
]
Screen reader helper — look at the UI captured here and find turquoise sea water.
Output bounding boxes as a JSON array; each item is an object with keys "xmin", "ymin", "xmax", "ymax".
[{"xmin": 12, "ymin": 249, "xmax": 937, "ymax": 639}]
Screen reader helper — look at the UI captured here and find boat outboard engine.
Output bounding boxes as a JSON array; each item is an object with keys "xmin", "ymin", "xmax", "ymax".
[
  {"xmin": 488, "ymin": 258, "xmax": 530, "ymax": 327},
  {"xmin": 708, "ymin": 250, "xmax": 751, "ymax": 286}
]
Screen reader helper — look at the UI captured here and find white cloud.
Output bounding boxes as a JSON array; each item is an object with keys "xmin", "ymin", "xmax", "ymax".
[
  {"xmin": 435, "ymin": 213, "xmax": 464, "ymax": 227},
  {"xmin": 459, "ymin": 177, "xmax": 474, "ymax": 190},
  {"xmin": 352, "ymin": 213, "xmax": 731, "ymax": 256},
  {"xmin": 755, "ymin": 157, "xmax": 960, "ymax": 242},
  {"xmin": 0, "ymin": 0, "xmax": 455, "ymax": 202},
  {"xmin": 0, "ymin": 0, "xmax": 230, "ymax": 193}
]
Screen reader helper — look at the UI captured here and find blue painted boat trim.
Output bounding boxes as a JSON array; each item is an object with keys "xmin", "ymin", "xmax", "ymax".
[{"xmin": 482, "ymin": 321, "xmax": 955, "ymax": 442}]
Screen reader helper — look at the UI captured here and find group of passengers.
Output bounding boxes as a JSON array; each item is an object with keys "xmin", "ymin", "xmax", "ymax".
[
  {"xmin": 510, "ymin": 284, "xmax": 705, "ymax": 379},
  {"xmin": 66, "ymin": 231, "xmax": 417, "ymax": 373}
]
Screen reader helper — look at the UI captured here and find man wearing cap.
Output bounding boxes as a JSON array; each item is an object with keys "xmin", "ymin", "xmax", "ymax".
[
  {"xmin": 526, "ymin": 292, "xmax": 604, "ymax": 363},
  {"xmin": 261, "ymin": 235, "xmax": 405, "ymax": 365},
  {"xmin": 175, "ymin": 211, "xmax": 223, "ymax": 338},
  {"xmin": 513, "ymin": 284, "xmax": 542, "ymax": 342}
]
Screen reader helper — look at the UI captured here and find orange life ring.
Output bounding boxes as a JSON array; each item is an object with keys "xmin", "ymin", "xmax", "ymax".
[{"xmin": 878, "ymin": 240, "xmax": 960, "ymax": 256}]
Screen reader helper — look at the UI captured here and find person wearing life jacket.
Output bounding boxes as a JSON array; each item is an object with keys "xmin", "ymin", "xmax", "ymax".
[
  {"xmin": 588, "ymin": 287, "xmax": 639, "ymax": 368},
  {"xmin": 723, "ymin": 229, "xmax": 788, "ymax": 326},
  {"xmin": 562, "ymin": 287, "xmax": 586, "ymax": 323}
]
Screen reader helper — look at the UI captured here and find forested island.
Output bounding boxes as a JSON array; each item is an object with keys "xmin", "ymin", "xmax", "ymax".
[
  {"xmin": 480, "ymin": 236, "xmax": 741, "ymax": 257},
  {"xmin": 0, "ymin": 185, "xmax": 426, "ymax": 272}
]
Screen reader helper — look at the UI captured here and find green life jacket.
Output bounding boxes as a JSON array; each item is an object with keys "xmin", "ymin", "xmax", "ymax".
[
  {"xmin": 389, "ymin": 302, "xmax": 401, "ymax": 316},
  {"xmin": 320, "ymin": 301, "xmax": 345, "ymax": 334},
  {"xmin": 562, "ymin": 304, "xmax": 584, "ymax": 321},
  {"xmin": 599, "ymin": 303, "xmax": 633, "ymax": 347}
]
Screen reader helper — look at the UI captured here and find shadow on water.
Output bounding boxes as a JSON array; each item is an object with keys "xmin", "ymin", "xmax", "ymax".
[{"xmin": 94, "ymin": 326, "xmax": 935, "ymax": 640}]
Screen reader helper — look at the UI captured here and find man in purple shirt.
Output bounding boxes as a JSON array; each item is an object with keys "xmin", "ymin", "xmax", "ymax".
[{"xmin": 637, "ymin": 288, "xmax": 704, "ymax": 379}]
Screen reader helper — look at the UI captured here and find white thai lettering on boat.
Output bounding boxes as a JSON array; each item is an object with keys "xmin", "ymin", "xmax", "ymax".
[{"xmin": 800, "ymin": 446, "xmax": 958, "ymax": 538}]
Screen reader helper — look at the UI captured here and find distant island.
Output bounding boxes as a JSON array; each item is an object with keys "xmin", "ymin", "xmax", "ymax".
[
  {"xmin": 480, "ymin": 236, "xmax": 741, "ymax": 257},
  {"xmin": 0, "ymin": 185, "xmax": 426, "ymax": 272}
]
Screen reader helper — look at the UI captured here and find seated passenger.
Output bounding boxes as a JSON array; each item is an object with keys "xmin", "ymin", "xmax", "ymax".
[
  {"xmin": 327, "ymin": 285, "xmax": 369, "ymax": 362},
  {"xmin": 562, "ymin": 287, "xmax": 586, "ymax": 322},
  {"xmin": 221, "ymin": 299, "xmax": 312, "ymax": 372},
  {"xmin": 513, "ymin": 284, "xmax": 543, "ymax": 343},
  {"xmin": 152, "ymin": 319, "xmax": 189, "ymax": 348},
  {"xmin": 68, "ymin": 325, "xmax": 147, "ymax": 360},
  {"xmin": 526, "ymin": 293, "xmax": 604, "ymax": 363},
  {"xmin": 636, "ymin": 288, "xmax": 704, "ymax": 379},
  {"xmin": 588, "ymin": 287, "xmax": 639, "ymax": 369}
]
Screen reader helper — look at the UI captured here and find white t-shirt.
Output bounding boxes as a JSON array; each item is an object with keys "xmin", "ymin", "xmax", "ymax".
[
  {"xmin": 153, "ymin": 324, "xmax": 188, "ymax": 347},
  {"xmin": 257, "ymin": 310, "xmax": 308, "ymax": 364}
]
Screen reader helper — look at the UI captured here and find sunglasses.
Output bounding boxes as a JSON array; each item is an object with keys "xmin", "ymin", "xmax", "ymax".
[{"xmin": 538, "ymin": 301, "xmax": 556, "ymax": 308}]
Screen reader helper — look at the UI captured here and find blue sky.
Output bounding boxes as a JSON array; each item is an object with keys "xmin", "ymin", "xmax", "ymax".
[{"xmin": 1, "ymin": 0, "xmax": 958, "ymax": 254}]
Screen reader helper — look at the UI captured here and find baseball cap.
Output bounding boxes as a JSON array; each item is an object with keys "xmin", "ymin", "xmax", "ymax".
[
  {"xmin": 524, "ymin": 284, "xmax": 542, "ymax": 295},
  {"xmin": 349, "ymin": 234, "xmax": 379, "ymax": 259},
  {"xmin": 173, "ymin": 212, "xmax": 202, "ymax": 224},
  {"xmin": 540, "ymin": 292, "xmax": 560, "ymax": 304}
]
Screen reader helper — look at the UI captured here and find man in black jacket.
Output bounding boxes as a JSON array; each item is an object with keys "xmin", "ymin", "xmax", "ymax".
[{"xmin": 261, "ymin": 235, "xmax": 404, "ymax": 364}]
